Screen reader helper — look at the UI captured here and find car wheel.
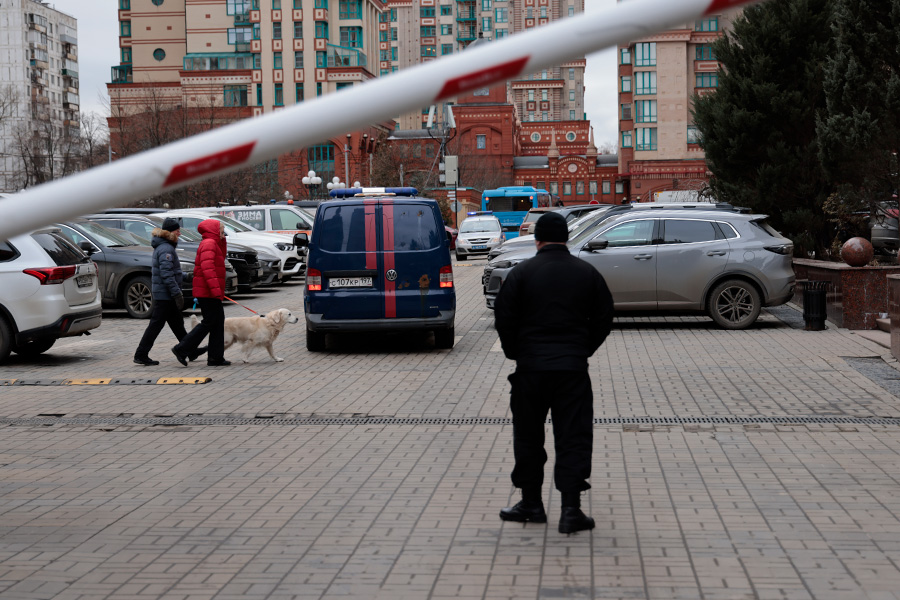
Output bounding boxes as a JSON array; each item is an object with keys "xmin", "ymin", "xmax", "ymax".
[
  {"xmin": 0, "ymin": 316, "xmax": 12, "ymax": 363},
  {"xmin": 124, "ymin": 275, "xmax": 153, "ymax": 319},
  {"xmin": 434, "ymin": 326, "xmax": 455, "ymax": 350},
  {"xmin": 708, "ymin": 279, "xmax": 761, "ymax": 330},
  {"xmin": 306, "ymin": 328, "xmax": 326, "ymax": 352},
  {"xmin": 14, "ymin": 338, "xmax": 55, "ymax": 357}
]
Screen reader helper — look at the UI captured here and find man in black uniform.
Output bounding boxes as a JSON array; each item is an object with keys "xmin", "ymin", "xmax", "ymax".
[{"xmin": 494, "ymin": 211, "xmax": 614, "ymax": 534}]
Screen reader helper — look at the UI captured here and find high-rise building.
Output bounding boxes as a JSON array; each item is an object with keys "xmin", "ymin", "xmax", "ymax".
[
  {"xmin": 617, "ymin": 8, "xmax": 741, "ymax": 203},
  {"xmin": 0, "ymin": 0, "xmax": 79, "ymax": 192}
]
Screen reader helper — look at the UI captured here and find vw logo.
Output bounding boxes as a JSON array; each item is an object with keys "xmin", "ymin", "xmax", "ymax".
[{"xmin": 385, "ymin": 269, "xmax": 398, "ymax": 281}]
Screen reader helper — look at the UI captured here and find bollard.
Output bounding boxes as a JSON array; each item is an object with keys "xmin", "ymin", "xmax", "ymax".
[{"xmin": 803, "ymin": 280, "xmax": 828, "ymax": 331}]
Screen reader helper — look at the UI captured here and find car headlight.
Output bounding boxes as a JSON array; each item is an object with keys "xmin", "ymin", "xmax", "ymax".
[
  {"xmin": 274, "ymin": 243, "xmax": 294, "ymax": 251},
  {"xmin": 182, "ymin": 261, "xmax": 195, "ymax": 275},
  {"xmin": 489, "ymin": 237, "xmax": 500, "ymax": 244}
]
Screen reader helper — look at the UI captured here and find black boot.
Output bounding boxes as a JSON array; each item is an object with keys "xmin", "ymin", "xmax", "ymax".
[
  {"xmin": 188, "ymin": 346, "xmax": 208, "ymax": 361},
  {"xmin": 559, "ymin": 491, "xmax": 594, "ymax": 534},
  {"xmin": 500, "ymin": 488, "xmax": 546, "ymax": 523},
  {"xmin": 133, "ymin": 354, "xmax": 159, "ymax": 366}
]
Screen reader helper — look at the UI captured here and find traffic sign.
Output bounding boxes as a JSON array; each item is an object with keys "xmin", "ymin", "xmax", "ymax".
[{"xmin": 450, "ymin": 201, "xmax": 461, "ymax": 212}]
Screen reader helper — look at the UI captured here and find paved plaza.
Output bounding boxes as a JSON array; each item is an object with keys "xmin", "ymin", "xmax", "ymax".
[{"xmin": 2, "ymin": 262, "xmax": 900, "ymax": 599}]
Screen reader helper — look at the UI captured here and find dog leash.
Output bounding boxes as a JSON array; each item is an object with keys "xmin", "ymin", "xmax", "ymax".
[{"xmin": 224, "ymin": 296, "xmax": 260, "ymax": 315}]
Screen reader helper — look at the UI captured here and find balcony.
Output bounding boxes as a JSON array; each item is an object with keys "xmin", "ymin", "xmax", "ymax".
[
  {"xmin": 62, "ymin": 67, "xmax": 78, "ymax": 78},
  {"xmin": 327, "ymin": 44, "xmax": 366, "ymax": 68},
  {"xmin": 60, "ymin": 33, "xmax": 77, "ymax": 46},
  {"xmin": 457, "ymin": 28, "xmax": 477, "ymax": 41},
  {"xmin": 110, "ymin": 64, "xmax": 132, "ymax": 84},
  {"xmin": 233, "ymin": 12, "xmax": 251, "ymax": 25},
  {"xmin": 456, "ymin": 10, "xmax": 476, "ymax": 20},
  {"xmin": 182, "ymin": 52, "xmax": 254, "ymax": 71}
]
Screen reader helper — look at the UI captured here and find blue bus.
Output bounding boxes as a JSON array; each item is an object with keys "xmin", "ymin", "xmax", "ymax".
[{"xmin": 481, "ymin": 186, "xmax": 552, "ymax": 239}]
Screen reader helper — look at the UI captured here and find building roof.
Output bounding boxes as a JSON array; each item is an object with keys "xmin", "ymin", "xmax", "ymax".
[{"xmin": 513, "ymin": 154, "xmax": 619, "ymax": 169}]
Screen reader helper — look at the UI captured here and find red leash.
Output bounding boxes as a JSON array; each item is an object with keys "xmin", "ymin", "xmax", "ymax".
[{"xmin": 224, "ymin": 296, "xmax": 260, "ymax": 315}]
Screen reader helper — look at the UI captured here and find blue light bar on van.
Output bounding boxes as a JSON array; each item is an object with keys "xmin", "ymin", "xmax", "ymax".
[
  {"xmin": 467, "ymin": 211, "xmax": 493, "ymax": 216},
  {"xmin": 329, "ymin": 187, "xmax": 419, "ymax": 198}
]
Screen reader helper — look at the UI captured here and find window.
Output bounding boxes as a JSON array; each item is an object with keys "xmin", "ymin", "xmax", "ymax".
[
  {"xmin": 315, "ymin": 21, "xmax": 328, "ymax": 38},
  {"xmin": 621, "ymin": 131, "xmax": 632, "ymax": 148},
  {"xmin": 153, "ymin": 48, "xmax": 166, "ymax": 61},
  {"xmin": 273, "ymin": 51, "xmax": 282, "ymax": 69},
  {"xmin": 635, "ymin": 100, "xmax": 656, "ymax": 123},
  {"xmin": 224, "ymin": 85, "xmax": 248, "ymax": 106},
  {"xmin": 273, "ymin": 22, "xmax": 281, "ymax": 39},
  {"xmin": 481, "ymin": 0, "xmax": 491, "ymax": 9},
  {"xmin": 441, "ymin": 24, "xmax": 453, "ymax": 35},
  {"xmin": 380, "ymin": 49, "xmax": 390, "ymax": 61},
  {"xmin": 380, "ymin": 30, "xmax": 389, "ymax": 42},
  {"xmin": 568, "ymin": 6, "xmax": 574, "ymax": 15},
  {"xmin": 590, "ymin": 181, "xmax": 598, "ymax": 195},
  {"xmin": 253, "ymin": 23, "xmax": 260, "ymax": 39},
  {"xmin": 476, "ymin": 134, "xmax": 486, "ymax": 149},
  {"xmin": 527, "ymin": 111, "xmax": 534, "ymax": 121},
  {"xmin": 569, "ymin": 68, "xmax": 575, "ymax": 80},
  {"xmin": 576, "ymin": 181, "xmax": 584, "ymax": 195},
  {"xmin": 294, "ymin": 0, "xmax": 302, "ymax": 6},
  {"xmin": 615, "ymin": 181, "xmax": 624, "ymax": 194},
  {"xmin": 602, "ymin": 181, "xmax": 610, "ymax": 194},
  {"xmin": 316, "ymin": 50, "xmax": 326, "ymax": 67},
  {"xmin": 695, "ymin": 44, "xmax": 716, "ymax": 60},
  {"xmin": 119, "ymin": 0, "xmax": 130, "ymax": 8},
  {"xmin": 621, "ymin": 103, "xmax": 632, "ymax": 120},
  {"xmin": 314, "ymin": 0, "xmax": 327, "ymax": 7},
  {"xmin": 420, "ymin": 6, "xmax": 435, "ymax": 16},
  {"xmin": 540, "ymin": 6, "xmax": 547, "ymax": 17},
  {"xmin": 634, "ymin": 71, "xmax": 656, "ymax": 94},
  {"xmin": 391, "ymin": 28, "xmax": 397, "ymax": 40},
  {"xmin": 294, "ymin": 21, "xmax": 303, "ymax": 38},
  {"xmin": 441, "ymin": 44, "xmax": 453, "ymax": 55},
  {"xmin": 621, "ymin": 76, "xmax": 631, "ymax": 93},
  {"xmin": 695, "ymin": 17, "xmax": 718, "ymax": 32},
  {"xmin": 228, "ymin": 27, "xmax": 252, "ymax": 43},
  {"xmin": 274, "ymin": 83, "xmax": 283, "ymax": 105},
  {"xmin": 294, "ymin": 50, "xmax": 303, "ymax": 68},
  {"xmin": 620, "ymin": 48, "xmax": 631, "ymax": 64},
  {"xmin": 570, "ymin": 110, "xmax": 576, "ymax": 120},
  {"xmin": 390, "ymin": 8, "xmax": 397, "ymax": 20},
  {"xmin": 550, "ymin": 182, "xmax": 558, "ymax": 195},
  {"xmin": 120, "ymin": 20, "xmax": 131, "ymax": 36},
  {"xmin": 121, "ymin": 48, "xmax": 132, "ymax": 63},
  {"xmin": 527, "ymin": 7, "xmax": 533, "ymax": 18},
  {"xmin": 527, "ymin": 90, "xmax": 534, "ymax": 101},
  {"xmin": 272, "ymin": 0, "xmax": 280, "ymax": 8},
  {"xmin": 256, "ymin": 83, "xmax": 262, "ymax": 105},
  {"xmin": 569, "ymin": 90, "xmax": 575, "ymax": 101},
  {"xmin": 687, "ymin": 126, "xmax": 700, "ymax": 144},
  {"xmin": 495, "ymin": 7, "xmax": 507, "ymax": 22},
  {"xmin": 391, "ymin": 46, "xmax": 398, "ymax": 60},
  {"xmin": 340, "ymin": 26, "xmax": 362, "ymax": 47},
  {"xmin": 635, "ymin": 127, "xmax": 657, "ymax": 151},
  {"xmin": 421, "ymin": 45, "xmax": 436, "ymax": 57},
  {"xmin": 441, "ymin": 5, "xmax": 452, "ymax": 15},
  {"xmin": 541, "ymin": 69, "xmax": 547, "ymax": 79},
  {"xmin": 420, "ymin": 25, "xmax": 436, "ymax": 37},
  {"xmin": 317, "ymin": 82, "xmax": 322, "ymax": 96},
  {"xmin": 563, "ymin": 182, "xmax": 571, "ymax": 195},
  {"xmin": 542, "ymin": 111, "xmax": 548, "ymax": 121},
  {"xmin": 336, "ymin": 82, "xmax": 352, "ymax": 90},
  {"xmin": 600, "ymin": 220, "xmax": 654, "ymax": 247},
  {"xmin": 696, "ymin": 73, "xmax": 718, "ymax": 88},
  {"xmin": 296, "ymin": 82, "xmax": 304, "ymax": 101},
  {"xmin": 482, "ymin": 17, "xmax": 492, "ymax": 31},
  {"xmin": 662, "ymin": 219, "xmax": 720, "ymax": 244},
  {"xmin": 541, "ymin": 89, "xmax": 548, "ymax": 101},
  {"xmin": 633, "ymin": 42, "xmax": 656, "ymax": 66},
  {"xmin": 339, "ymin": 0, "xmax": 362, "ymax": 18}
]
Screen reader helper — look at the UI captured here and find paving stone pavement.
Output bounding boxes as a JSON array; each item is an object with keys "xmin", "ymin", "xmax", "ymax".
[{"xmin": 2, "ymin": 261, "xmax": 900, "ymax": 599}]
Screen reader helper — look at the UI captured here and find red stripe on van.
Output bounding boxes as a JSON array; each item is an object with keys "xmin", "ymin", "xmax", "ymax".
[
  {"xmin": 382, "ymin": 202, "xmax": 396, "ymax": 318},
  {"xmin": 364, "ymin": 200, "xmax": 377, "ymax": 270}
]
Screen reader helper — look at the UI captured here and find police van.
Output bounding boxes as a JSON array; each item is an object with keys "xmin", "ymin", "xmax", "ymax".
[{"xmin": 297, "ymin": 187, "xmax": 456, "ymax": 351}]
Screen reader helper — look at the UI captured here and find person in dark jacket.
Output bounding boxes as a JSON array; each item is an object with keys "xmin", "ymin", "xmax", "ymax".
[
  {"xmin": 172, "ymin": 218, "xmax": 230, "ymax": 367},
  {"xmin": 494, "ymin": 211, "xmax": 614, "ymax": 534},
  {"xmin": 134, "ymin": 218, "xmax": 206, "ymax": 366}
]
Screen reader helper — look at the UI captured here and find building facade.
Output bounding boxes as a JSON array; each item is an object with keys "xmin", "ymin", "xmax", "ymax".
[
  {"xmin": 0, "ymin": 0, "xmax": 79, "ymax": 192},
  {"xmin": 617, "ymin": 8, "xmax": 740, "ymax": 203}
]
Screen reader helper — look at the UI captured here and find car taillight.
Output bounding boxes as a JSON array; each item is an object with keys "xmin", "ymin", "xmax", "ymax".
[
  {"xmin": 439, "ymin": 265, "xmax": 453, "ymax": 288},
  {"xmin": 764, "ymin": 243, "xmax": 794, "ymax": 255},
  {"xmin": 23, "ymin": 265, "xmax": 77, "ymax": 284},
  {"xmin": 307, "ymin": 267, "xmax": 322, "ymax": 291}
]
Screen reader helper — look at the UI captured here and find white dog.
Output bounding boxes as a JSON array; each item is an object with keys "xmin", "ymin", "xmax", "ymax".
[{"xmin": 191, "ymin": 308, "xmax": 299, "ymax": 363}]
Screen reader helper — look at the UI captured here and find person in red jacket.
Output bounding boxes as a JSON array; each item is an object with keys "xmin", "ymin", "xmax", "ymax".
[{"xmin": 172, "ymin": 219, "xmax": 231, "ymax": 367}]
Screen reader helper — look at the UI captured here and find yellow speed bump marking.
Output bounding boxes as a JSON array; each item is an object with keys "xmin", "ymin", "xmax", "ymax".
[
  {"xmin": 63, "ymin": 378, "xmax": 112, "ymax": 385},
  {"xmin": 0, "ymin": 380, "xmax": 16, "ymax": 386},
  {"xmin": 157, "ymin": 377, "xmax": 212, "ymax": 385}
]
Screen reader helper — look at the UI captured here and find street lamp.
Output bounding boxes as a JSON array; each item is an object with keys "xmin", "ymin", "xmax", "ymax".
[
  {"xmin": 326, "ymin": 176, "xmax": 346, "ymax": 196},
  {"xmin": 301, "ymin": 170, "xmax": 322, "ymax": 200}
]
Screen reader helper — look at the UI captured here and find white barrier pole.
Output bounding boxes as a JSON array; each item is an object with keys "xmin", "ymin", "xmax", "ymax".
[{"xmin": 0, "ymin": 0, "xmax": 760, "ymax": 239}]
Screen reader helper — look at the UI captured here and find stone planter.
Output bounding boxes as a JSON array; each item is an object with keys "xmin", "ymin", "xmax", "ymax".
[{"xmin": 792, "ymin": 259, "xmax": 900, "ymax": 330}]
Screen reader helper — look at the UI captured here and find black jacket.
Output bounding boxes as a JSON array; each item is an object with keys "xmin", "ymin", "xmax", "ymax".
[
  {"xmin": 150, "ymin": 230, "xmax": 183, "ymax": 301},
  {"xmin": 494, "ymin": 243, "xmax": 613, "ymax": 371}
]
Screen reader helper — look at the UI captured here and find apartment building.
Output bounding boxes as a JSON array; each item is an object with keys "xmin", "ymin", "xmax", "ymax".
[
  {"xmin": 617, "ymin": 8, "xmax": 740, "ymax": 203},
  {"xmin": 0, "ymin": 0, "xmax": 79, "ymax": 192}
]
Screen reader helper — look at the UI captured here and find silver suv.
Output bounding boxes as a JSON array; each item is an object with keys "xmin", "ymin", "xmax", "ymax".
[
  {"xmin": 456, "ymin": 212, "xmax": 505, "ymax": 260},
  {"xmin": 483, "ymin": 209, "xmax": 795, "ymax": 329}
]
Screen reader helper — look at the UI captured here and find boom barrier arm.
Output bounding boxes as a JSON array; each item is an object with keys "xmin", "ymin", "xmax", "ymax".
[{"xmin": 0, "ymin": 0, "xmax": 758, "ymax": 239}]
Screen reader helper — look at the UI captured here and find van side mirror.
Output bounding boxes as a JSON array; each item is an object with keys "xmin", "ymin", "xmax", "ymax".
[
  {"xmin": 295, "ymin": 232, "xmax": 309, "ymax": 247},
  {"xmin": 586, "ymin": 239, "xmax": 609, "ymax": 251},
  {"xmin": 79, "ymin": 241, "xmax": 98, "ymax": 255},
  {"xmin": 296, "ymin": 222, "xmax": 304, "ymax": 230}
]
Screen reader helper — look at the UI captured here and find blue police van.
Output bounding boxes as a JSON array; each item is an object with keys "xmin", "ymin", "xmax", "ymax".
[{"xmin": 297, "ymin": 188, "xmax": 456, "ymax": 351}]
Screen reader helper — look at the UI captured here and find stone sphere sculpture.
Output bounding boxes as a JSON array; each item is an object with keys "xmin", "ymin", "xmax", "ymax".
[{"xmin": 840, "ymin": 237, "xmax": 874, "ymax": 267}]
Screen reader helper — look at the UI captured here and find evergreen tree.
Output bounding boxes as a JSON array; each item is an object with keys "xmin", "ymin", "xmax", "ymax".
[
  {"xmin": 693, "ymin": 0, "xmax": 834, "ymax": 255},
  {"xmin": 817, "ymin": 0, "xmax": 900, "ymax": 226}
]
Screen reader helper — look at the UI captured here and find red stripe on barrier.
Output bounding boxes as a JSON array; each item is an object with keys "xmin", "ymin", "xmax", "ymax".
[
  {"xmin": 164, "ymin": 142, "xmax": 256, "ymax": 187},
  {"xmin": 382, "ymin": 201, "xmax": 396, "ymax": 319},
  {"xmin": 437, "ymin": 57, "xmax": 530, "ymax": 101},
  {"xmin": 364, "ymin": 200, "xmax": 377, "ymax": 270},
  {"xmin": 704, "ymin": 0, "xmax": 753, "ymax": 14}
]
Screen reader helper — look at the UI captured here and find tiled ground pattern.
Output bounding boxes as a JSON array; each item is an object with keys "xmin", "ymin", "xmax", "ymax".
[{"xmin": 0, "ymin": 262, "xmax": 899, "ymax": 599}]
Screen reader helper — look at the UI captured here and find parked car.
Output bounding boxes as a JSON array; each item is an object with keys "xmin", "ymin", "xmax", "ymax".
[
  {"xmin": 205, "ymin": 203, "xmax": 314, "ymax": 236},
  {"xmin": 871, "ymin": 200, "xmax": 899, "ymax": 256},
  {"xmin": 445, "ymin": 225, "xmax": 458, "ymax": 250},
  {"xmin": 518, "ymin": 206, "xmax": 556, "ymax": 237},
  {"xmin": 82, "ymin": 214, "xmax": 259, "ymax": 292},
  {"xmin": 455, "ymin": 212, "xmax": 505, "ymax": 261},
  {"xmin": 483, "ymin": 209, "xmax": 796, "ymax": 330},
  {"xmin": 54, "ymin": 220, "xmax": 203, "ymax": 319},
  {"xmin": 299, "ymin": 188, "xmax": 456, "ymax": 351},
  {"xmin": 0, "ymin": 228, "xmax": 102, "ymax": 361}
]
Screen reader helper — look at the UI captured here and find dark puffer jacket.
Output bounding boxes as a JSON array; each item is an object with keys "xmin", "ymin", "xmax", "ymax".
[
  {"xmin": 192, "ymin": 219, "xmax": 226, "ymax": 300},
  {"xmin": 494, "ymin": 244, "xmax": 614, "ymax": 372},
  {"xmin": 150, "ymin": 228, "xmax": 183, "ymax": 301}
]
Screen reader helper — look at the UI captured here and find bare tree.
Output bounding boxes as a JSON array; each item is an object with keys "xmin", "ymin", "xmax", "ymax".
[{"xmin": 79, "ymin": 111, "xmax": 108, "ymax": 169}]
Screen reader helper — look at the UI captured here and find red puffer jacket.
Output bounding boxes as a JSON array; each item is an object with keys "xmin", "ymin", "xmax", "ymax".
[{"xmin": 192, "ymin": 219, "xmax": 227, "ymax": 300}]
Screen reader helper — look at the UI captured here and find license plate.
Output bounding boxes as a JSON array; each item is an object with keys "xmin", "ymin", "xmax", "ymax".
[
  {"xmin": 75, "ymin": 274, "xmax": 92, "ymax": 288},
  {"xmin": 472, "ymin": 245, "xmax": 487, "ymax": 250},
  {"xmin": 257, "ymin": 268, "xmax": 264, "ymax": 277},
  {"xmin": 329, "ymin": 277, "xmax": 373, "ymax": 288}
]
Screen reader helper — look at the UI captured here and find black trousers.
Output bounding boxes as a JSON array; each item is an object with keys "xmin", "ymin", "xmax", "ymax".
[
  {"xmin": 135, "ymin": 299, "xmax": 187, "ymax": 358},
  {"xmin": 509, "ymin": 370, "xmax": 593, "ymax": 494},
  {"xmin": 174, "ymin": 298, "xmax": 225, "ymax": 362}
]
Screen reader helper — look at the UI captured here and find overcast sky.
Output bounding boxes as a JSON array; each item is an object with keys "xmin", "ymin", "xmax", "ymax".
[{"xmin": 46, "ymin": 0, "xmax": 619, "ymax": 146}]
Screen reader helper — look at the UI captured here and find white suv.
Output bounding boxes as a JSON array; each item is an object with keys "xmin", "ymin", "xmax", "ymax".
[
  {"xmin": 0, "ymin": 228, "xmax": 102, "ymax": 362},
  {"xmin": 456, "ymin": 212, "xmax": 505, "ymax": 260}
]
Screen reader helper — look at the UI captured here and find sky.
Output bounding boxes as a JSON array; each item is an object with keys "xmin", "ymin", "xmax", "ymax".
[{"xmin": 45, "ymin": 0, "xmax": 619, "ymax": 145}]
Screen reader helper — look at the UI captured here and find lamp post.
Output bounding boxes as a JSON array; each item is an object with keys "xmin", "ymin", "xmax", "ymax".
[
  {"xmin": 301, "ymin": 170, "xmax": 322, "ymax": 200},
  {"xmin": 326, "ymin": 176, "xmax": 346, "ymax": 197}
]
